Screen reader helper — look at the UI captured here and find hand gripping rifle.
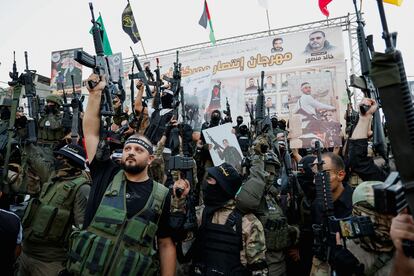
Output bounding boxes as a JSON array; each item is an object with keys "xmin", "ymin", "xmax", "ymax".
[
  {"xmin": 350, "ymin": 0, "xmax": 388, "ymax": 165},
  {"xmin": 74, "ymin": 3, "xmax": 115, "ymax": 119},
  {"xmin": 129, "ymin": 47, "xmax": 152, "ymax": 100},
  {"xmin": 344, "ymin": 80, "xmax": 359, "ymax": 137}
]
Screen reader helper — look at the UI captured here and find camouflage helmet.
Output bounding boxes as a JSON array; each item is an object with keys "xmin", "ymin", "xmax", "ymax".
[
  {"xmin": 352, "ymin": 181, "xmax": 383, "ymax": 208},
  {"xmin": 352, "ymin": 181, "xmax": 394, "ymax": 252},
  {"xmin": 46, "ymin": 94, "xmax": 63, "ymax": 106}
]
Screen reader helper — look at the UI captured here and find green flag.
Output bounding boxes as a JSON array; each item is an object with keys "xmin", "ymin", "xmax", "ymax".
[{"xmin": 90, "ymin": 15, "xmax": 113, "ymax": 55}]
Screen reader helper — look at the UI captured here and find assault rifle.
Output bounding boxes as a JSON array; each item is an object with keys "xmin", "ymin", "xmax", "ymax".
[
  {"xmin": 312, "ymin": 141, "xmax": 374, "ymax": 263},
  {"xmin": 205, "ymin": 131, "xmax": 224, "ymax": 151},
  {"xmin": 74, "ymin": 3, "xmax": 114, "ymax": 119},
  {"xmin": 153, "ymin": 58, "xmax": 162, "ymax": 111},
  {"xmin": 223, "ymin": 97, "xmax": 232, "ymax": 123},
  {"xmin": 344, "ymin": 80, "xmax": 359, "ymax": 136},
  {"xmin": 129, "ymin": 47, "xmax": 152, "ymax": 100},
  {"xmin": 369, "ymin": 0, "xmax": 414, "ymax": 257},
  {"xmin": 22, "ymin": 51, "xmax": 38, "ymax": 144},
  {"xmin": 281, "ymin": 138, "xmax": 301, "ymax": 225},
  {"xmin": 61, "ymin": 83, "xmax": 73, "ymax": 133},
  {"xmin": 350, "ymin": 0, "xmax": 388, "ymax": 164},
  {"xmin": 255, "ymin": 71, "xmax": 271, "ymax": 136},
  {"xmin": 70, "ymin": 75, "xmax": 81, "ymax": 144},
  {"xmin": 2, "ymin": 53, "xmax": 22, "ymax": 193},
  {"xmin": 117, "ymin": 69, "xmax": 126, "ymax": 104}
]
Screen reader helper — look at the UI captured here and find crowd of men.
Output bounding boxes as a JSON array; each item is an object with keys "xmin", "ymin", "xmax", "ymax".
[{"xmin": 0, "ymin": 51, "xmax": 414, "ymax": 276}]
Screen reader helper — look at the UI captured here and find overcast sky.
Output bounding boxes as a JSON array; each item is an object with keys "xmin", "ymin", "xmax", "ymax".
[{"xmin": 0, "ymin": 0, "xmax": 412, "ymax": 87}]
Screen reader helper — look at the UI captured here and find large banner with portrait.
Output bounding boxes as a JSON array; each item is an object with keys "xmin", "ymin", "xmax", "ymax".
[
  {"xmin": 123, "ymin": 27, "xmax": 346, "ymax": 147},
  {"xmin": 51, "ymin": 48, "xmax": 83, "ymax": 93}
]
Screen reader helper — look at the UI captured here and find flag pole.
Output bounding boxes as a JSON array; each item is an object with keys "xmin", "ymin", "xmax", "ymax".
[
  {"xmin": 126, "ymin": 0, "xmax": 148, "ymax": 60},
  {"xmin": 266, "ymin": 9, "xmax": 271, "ymax": 35},
  {"xmin": 140, "ymin": 41, "xmax": 149, "ymax": 60}
]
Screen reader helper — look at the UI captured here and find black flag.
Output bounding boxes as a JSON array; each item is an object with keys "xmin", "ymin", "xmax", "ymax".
[{"xmin": 122, "ymin": 2, "xmax": 140, "ymax": 43}]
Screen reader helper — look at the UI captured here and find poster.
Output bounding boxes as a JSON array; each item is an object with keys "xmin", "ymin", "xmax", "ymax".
[
  {"xmin": 51, "ymin": 48, "xmax": 83, "ymax": 93},
  {"xmin": 122, "ymin": 27, "xmax": 347, "ymax": 147},
  {"xmin": 287, "ymin": 72, "xmax": 342, "ymax": 148},
  {"xmin": 202, "ymin": 123, "xmax": 243, "ymax": 172}
]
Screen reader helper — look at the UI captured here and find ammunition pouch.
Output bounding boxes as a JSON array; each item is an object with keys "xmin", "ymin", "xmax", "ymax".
[
  {"xmin": 67, "ymin": 171, "xmax": 168, "ymax": 276},
  {"xmin": 22, "ymin": 176, "xmax": 87, "ymax": 244}
]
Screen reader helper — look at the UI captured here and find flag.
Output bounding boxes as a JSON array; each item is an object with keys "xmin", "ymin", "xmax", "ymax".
[
  {"xmin": 90, "ymin": 15, "xmax": 113, "ymax": 55},
  {"xmin": 319, "ymin": 0, "xmax": 332, "ymax": 17},
  {"xmin": 199, "ymin": 0, "xmax": 216, "ymax": 45},
  {"xmin": 258, "ymin": 0, "xmax": 269, "ymax": 9},
  {"xmin": 122, "ymin": 2, "xmax": 141, "ymax": 44},
  {"xmin": 383, "ymin": 0, "xmax": 403, "ymax": 6}
]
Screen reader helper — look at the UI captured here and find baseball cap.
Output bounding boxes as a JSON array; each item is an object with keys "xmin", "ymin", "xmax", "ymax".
[{"xmin": 207, "ymin": 163, "xmax": 242, "ymax": 198}]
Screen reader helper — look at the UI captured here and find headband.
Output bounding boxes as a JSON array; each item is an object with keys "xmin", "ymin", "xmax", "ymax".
[{"xmin": 124, "ymin": 137, "xmax": 154, "ymax": 154}]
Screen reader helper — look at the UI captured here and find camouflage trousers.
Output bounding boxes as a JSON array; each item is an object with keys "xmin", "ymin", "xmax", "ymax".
[{"xmin": 18, "ymin": 252, "xmax": 65, "ymax": 276}]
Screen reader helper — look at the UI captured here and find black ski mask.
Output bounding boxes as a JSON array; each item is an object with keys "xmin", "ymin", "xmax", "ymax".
[
  {"xmin": 202, "ymin": 180, "xmax": 232, "ymax": 208},
  {"xmin": 236, "ymin": 116, "xmax": 243, "ymax": 126},
  {"xmin": 0, "ymin": 107, "xmax": 10, "ymax": 120},
  {"xmin": 210, "ymin": 110, "xmax": 221, "ymax": 127},
  {"xmin": 161, "ymin": 93, "xmax": 174, "ymax": 109},
  {"xmin": 45, "ymin": 105, "xmax": 58, "ymax": 114}
]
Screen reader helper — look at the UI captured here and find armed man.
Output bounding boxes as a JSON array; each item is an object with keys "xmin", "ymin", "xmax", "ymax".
[
  {"xmin": 192, "ymin": 162, "xmax": 268, "ymax": 275},
  {"xmin": 18, "ymin": 144, "xmax": 91, "ymax": 276},
  {"xmin": 19, "ymin": 94, "xmax": 67, "ymax": 195},
  {"xmin": 237, "ymin": 136, "xmax": 299, "ymax": 275},
  {"xmin": 68, "ymin": 73, "xmax": 179, "ymax": 276}
]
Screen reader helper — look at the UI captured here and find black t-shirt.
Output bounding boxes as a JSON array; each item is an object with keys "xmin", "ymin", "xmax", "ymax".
[
  {"xmin": 0, "ymin": 209, "xmax": 22, "ymax": 276},
  {"xmin": 85, "ymin": 157, "xmax": 172, "ymax": 238},
  {"xmin": 126, "ymin": 179, "xmax": 172, "ymax": 238}
]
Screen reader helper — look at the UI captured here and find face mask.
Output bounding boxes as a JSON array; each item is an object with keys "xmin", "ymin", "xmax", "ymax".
[
  {"xmin": 0, "ymin": 108, "xmax": 10, "ymax": 120},
  {"xmin": 202, "ymin": 180, "xmax": 231, "ymax": 207},
  {"xmin": 161, "ymin": 93, "xmax": 173, "ymax": 109},
  {"xmin": 236, "ymin": 117, "xmax": 243, "ymax": 126},
  {"xmin": 45, "ymin": 105, "xmax": 58, "ymax": 114}
]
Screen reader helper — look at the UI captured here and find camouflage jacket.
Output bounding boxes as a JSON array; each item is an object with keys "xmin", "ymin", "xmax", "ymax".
[{"xmin": 196, "ymin": 200, "xmax": 267, "ymax": 272}]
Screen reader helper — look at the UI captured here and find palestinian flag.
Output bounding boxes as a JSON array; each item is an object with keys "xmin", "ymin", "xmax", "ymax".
[{"xmin": 199, "ymin": 0, "xmax": 216, "ymax": 45}]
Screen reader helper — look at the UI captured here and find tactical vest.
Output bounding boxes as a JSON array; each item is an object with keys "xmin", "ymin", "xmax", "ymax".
[
  {"xmin": 67, "ymin": 171, "xmax": 169, "ymax": 276},
  {"xmin": 258, "ymin": 195, "xmax": 290, "ymax": 251},
  {"xmin": 38, "ymin": 113, "xmax": 65, "ymax": 142},
  {"xmin": 21, "ymin": 174, "xmax": 89, "ymax": 245},
  {"xmin": 192, "ymin": 208, "xmax": 249, "ymax": 276}
]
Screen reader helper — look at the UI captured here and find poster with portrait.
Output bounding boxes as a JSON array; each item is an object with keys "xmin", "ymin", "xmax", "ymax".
[
  {"xmin": 122, "ymin": 26, "xmax": 346, "ymax": 127},
  {"xmin": 51, "ymin": 48, "xmax": 83, "ymax": 93},
  {"xmin": 202, "ymin": 123, "xmax": 243, "ymax": 172},
  {"xmin": 107, "ymin": 52, "xmax": 124, "ymax": 85},
  {"xmin": 287, "ymin": 71, "xmax": 341, "ymax": 149}
]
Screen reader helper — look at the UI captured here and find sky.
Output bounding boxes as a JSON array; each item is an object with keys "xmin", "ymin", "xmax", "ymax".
[{"xmin": 0, "ymin": 0, "xmax": 412, "ymax": 87}]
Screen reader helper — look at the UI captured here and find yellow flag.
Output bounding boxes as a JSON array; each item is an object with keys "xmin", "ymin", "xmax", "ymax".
[{"xmin": 383, "ymin": 0, "xmax": 403, "ymax": 6}]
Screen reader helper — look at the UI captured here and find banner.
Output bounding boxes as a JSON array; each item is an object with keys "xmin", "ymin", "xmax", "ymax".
[
  {"xmin": 123, "ymin": 27, "xmax": 346, "ymax": 147},
  {"xmin": 51, "ymin": 48, "xmax": 83, "ymax": 93}
]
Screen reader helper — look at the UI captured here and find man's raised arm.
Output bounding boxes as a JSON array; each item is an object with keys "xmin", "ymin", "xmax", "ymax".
[{"xmin": 83, "ymin": 73, "xmax": 106, "ymax": 161}]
